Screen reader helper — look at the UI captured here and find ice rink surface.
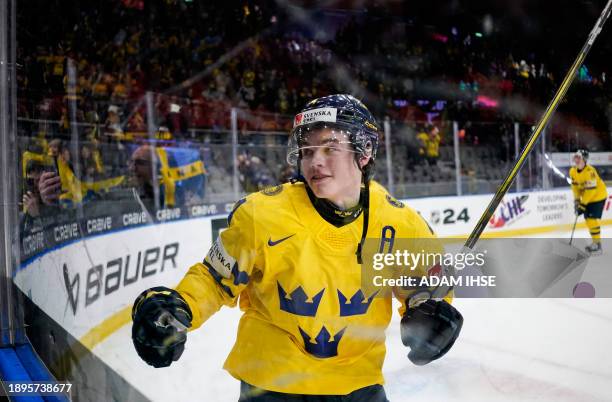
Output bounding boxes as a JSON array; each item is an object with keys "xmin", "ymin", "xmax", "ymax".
[{"xmin": 94, "ymin": 226, "xmax": 612, "ymax": 401}]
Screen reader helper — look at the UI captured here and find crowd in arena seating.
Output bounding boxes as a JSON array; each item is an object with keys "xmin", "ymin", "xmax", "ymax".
[
  {"xmin": 16, "ymin": 0, "xmax": 612, "ymax": 216},
  {"xmin": 19, "ymin": 1, "xmax": 612, "ymax": 131}
]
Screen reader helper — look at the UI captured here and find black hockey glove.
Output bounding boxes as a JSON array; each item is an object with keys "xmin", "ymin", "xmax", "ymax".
[
  {"xmin": 132, "ymin": 286, "xmax": 193, "ymax": 368},
  {"xmin": 401, "ymin": 299, "xmax": 463, "ymax": 366},
  {"xmin": 574, "ymin": 200, "xmax": 586, "ymax": 216}
]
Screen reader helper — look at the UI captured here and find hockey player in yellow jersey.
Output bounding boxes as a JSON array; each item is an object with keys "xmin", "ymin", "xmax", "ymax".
[
  {"xmin": 131, "ymin": 94, "xmax": 463, "ymax": 401},
  {"xmin": 570, "ymin": 149, "xmax": 608, "ymax": 255}
]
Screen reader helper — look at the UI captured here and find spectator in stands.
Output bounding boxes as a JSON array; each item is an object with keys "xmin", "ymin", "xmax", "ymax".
[
  {"xmin": 47, "ymin": 138, "xmax": 61, "ymax": 158},
  {"xmin": 237, "ymin": 152, "xmax": 275, "ymax": 192},
  {"xmin": 20, "ymin": 159, "xmax": 61, "ymax": 234},
  {"xmin": 58, "ymin": 140, "xmax": 74, "ymax": 172},
  {"xmin": 128, "ymin": 144, "xmax": 162, "ymax": 211},
  {"xmin": 104, "ymin": 105, "xmax": 123, "ymax": 138},
  {"xmin": 416, "ymin": 127, "xmax": 429, "ymax": 163},
  {"xmin": 102, "ymin": 105, "xmax": 131, "ymax": 176},
  {"xmin": 36, "ymin": 139, "xmax": 68, "ymax": 206},
  {"xmin": 38, "ymin": 166, "xmax": 61, "ymax": 207},
  {"xmin": 249, "ymin": 156, "xmax": 275, "ymax": 189},
  {"xmin": 425, "ymin": 125, "xmax": 441, "ymax": 166},
  {"xmin": 237, "ymin": 153, "xmax": 257, "ymax": 193},
  {"xmin": 22, "ymin": 160, "xmax": 45, "ymax": 219},
  {"xmin": 15, "ymin": 0, "xmax": 612, "ymax": 202}
]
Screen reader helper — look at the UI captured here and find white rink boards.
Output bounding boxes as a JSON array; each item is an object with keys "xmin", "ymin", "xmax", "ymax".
[
  {"xmin": 93, "ymin": 226, "xmax": 612, "ymax": 402},
  {"xmin": 15, "ymin": 188, "xmax": 612, "ymax": 401}
]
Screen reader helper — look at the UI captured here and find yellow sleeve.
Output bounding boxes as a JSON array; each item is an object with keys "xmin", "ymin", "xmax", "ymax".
[
  {"xmin": 176, "ymin": 197, "xmax": 261, "ymax": 329},
  {"xmin": 395, "ymin": 211, "xmax": 453, "ymax": 318},
  {"xmin": 569, "ymin": 167, "xmax": 581, "ymax": 200}
]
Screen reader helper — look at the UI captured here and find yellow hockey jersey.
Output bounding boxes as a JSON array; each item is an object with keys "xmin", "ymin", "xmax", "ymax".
[
  {"xmin": 425, "ymin": 133, "xmax": 441, "ymax": 158},
  {"xmin": 570, "ymin": 165, "xmax": 608, "ymax": 204},
  {"xmin": 176, "ymin": 181, "xmax": 442, "ymax": 394}
]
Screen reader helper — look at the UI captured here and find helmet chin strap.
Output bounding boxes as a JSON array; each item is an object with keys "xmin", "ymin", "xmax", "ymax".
[{"xmin": 356, "ymin": 163, "xmax": 371, "ymax": 264}]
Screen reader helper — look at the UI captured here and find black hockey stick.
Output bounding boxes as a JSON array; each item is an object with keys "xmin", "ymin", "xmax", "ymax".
[
  {"xmin": 464, "ymin": 0, "xmax": 612, "ymax": 250},
  {"xmin": 569, "ymin": 214, "xmax": 579, "ymax": 246}
]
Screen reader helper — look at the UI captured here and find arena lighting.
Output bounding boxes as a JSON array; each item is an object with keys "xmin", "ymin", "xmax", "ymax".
[
  {"xmin": 431, "ymin": 33, "xmax": 448, "ymax": 43},
  {"xmin": 476, "ymin": 95, "xmax": 498, "ymax": 108}
]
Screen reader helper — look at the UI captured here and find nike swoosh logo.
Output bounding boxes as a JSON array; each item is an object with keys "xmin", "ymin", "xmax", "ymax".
[{"xmin": 268, "ymin": 234, "xmax": 295, "ymax": 247}]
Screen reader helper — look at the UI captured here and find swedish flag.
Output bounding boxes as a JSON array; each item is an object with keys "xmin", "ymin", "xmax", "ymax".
[
  {"xmin": 156, "ymin": 147, "xmax": 206, "ymax": 207},
  {"xmin": 22, "ymin": 150, "xmax": 125, "ymax": 207},
  {"xmin": 57, "ymin": 156, "xmax": 125, "ymax": 206}
]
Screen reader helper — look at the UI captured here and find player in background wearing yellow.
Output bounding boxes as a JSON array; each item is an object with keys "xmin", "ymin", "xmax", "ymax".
[
  {"xmin": 425, "ymin": 125, "xmax": 441, "ymax": 166},
  {"xmin": 416, "ymin": 128, "xmax": 429, "ymax": 162},
  {"xmin": 570, "ymin": 149, "xmax": 608, "ymax": 255},
  {"xmin": 131, "ymin": 95, "xmax": 463, "ymax": 401}
]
